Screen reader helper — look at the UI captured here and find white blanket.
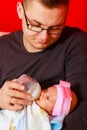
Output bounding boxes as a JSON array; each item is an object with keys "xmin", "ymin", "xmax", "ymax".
[{"xmin": 0, "ymin": 101, "xmax": 51, "ymax": 130}]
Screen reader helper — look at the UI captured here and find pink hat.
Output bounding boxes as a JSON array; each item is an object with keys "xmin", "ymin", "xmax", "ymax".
[{"xmin": 52, "ymin": 80, "xmax": 72, "ymax": 117}]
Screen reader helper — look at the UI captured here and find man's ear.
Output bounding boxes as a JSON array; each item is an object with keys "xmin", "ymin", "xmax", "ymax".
[{"xmin": 17, "ymin": 2, "xmax": 24, "ymax": 20}]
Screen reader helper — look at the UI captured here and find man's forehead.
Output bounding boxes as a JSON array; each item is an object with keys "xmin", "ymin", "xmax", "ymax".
[{"xmin": 25, "ymin": 4, "xmax": 67, "ymax": 24}]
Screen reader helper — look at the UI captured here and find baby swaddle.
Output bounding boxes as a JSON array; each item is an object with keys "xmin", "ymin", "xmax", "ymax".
[{"xmin": 0, "ymin": 102, "xmax": 51, "ymax": 130}]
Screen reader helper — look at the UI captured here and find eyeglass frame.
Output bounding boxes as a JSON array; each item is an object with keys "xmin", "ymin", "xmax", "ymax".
[{"xmin": 22, "ymin": 3, "xmax": 64, "ymax": 35}]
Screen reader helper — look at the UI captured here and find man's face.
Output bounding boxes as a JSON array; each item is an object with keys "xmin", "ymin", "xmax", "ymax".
[
  {"xmin": 36, "ymin": 86, "xmax": 57, "ymax": 115},
  {"xmin": 20, "ymin": 1, "xmax": 68, "ymax": 52}
]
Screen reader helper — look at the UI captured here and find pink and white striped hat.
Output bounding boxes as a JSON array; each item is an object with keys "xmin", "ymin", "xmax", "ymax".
[{"xmin": 52, "ymin": 80, "xmax": 72, "ymax": 117}]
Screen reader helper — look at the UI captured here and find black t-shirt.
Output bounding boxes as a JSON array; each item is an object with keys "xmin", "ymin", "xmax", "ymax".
[{"xmin": 0, "ymin": 27, "xmax": 87, "ymax": 130}]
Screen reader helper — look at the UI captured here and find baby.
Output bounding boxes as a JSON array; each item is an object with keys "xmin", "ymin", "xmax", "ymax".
[
  {"xmin": 0, "ymin": 74, "xmax": 77, "ymax": 130},
  {"xmin": 36, "ymin": 80, "xmax": 77, "ymax": 130}
]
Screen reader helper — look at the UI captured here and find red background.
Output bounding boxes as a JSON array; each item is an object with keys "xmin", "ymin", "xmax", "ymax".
[{"xmin": 0, "ymin": 0, "xmax": 87, "ymax": 32}]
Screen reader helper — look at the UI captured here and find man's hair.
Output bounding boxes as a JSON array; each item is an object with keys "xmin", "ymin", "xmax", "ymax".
[{"xmin": 23, "ymin": 0, "xmax": 69, "ymax": 8}]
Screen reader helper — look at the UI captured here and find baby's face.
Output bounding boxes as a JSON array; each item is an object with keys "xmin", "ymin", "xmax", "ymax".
[{"xmin": 36, "ymin": 86, "xmax": 57, "ymax": 115}]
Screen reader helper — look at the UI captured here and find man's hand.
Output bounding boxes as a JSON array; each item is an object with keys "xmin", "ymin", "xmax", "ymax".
[{"xmin": 0, "ymin": 79, "xmax": 32, "ymax": 111}]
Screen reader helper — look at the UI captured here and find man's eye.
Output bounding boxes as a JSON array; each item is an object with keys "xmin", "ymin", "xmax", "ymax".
[
  {"xmin": 30, "ymin": 22, "xmax": 41, "ymax": 27},
  {"xmin": 51, "ymin": 27, "xmax": 58, "ymax": 30},
  {"xmin": 50, "ymin": 25, "xmax": 63, "ymax": 30},
  {"xmin": 31, "ymin": 24, "xmax": 39, "ymax": 27}
]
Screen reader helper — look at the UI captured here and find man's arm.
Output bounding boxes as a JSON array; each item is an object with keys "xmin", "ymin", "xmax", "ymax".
[
  {"xmin": 62, "ymin": 31, "xmax": 87, "ymax": 130},
  {"xmin": 0, "ymin": 32, "xmax": 9, "ymax": 36}
]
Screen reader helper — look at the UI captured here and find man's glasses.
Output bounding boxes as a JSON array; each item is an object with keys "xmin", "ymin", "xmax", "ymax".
[{"xmin": 22, "ymin": 4, "xmax": 64, "ymax": 35}]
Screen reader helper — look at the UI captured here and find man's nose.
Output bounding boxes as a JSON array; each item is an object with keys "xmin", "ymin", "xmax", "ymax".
[{"xmin": 39, "ymin": 30, "xmax": 49, "ymax": 41}]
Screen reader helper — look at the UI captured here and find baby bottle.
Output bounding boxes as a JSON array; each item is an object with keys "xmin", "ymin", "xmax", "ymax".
[{"xmin": 18, "ymin": 74, "xmax": 41, "ymax": 100}]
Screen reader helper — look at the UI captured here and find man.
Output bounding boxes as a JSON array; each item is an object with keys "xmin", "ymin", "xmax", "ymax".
[{"xmin": 0, "ymin": 0, "xmax": 87, "ymax": 129}]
